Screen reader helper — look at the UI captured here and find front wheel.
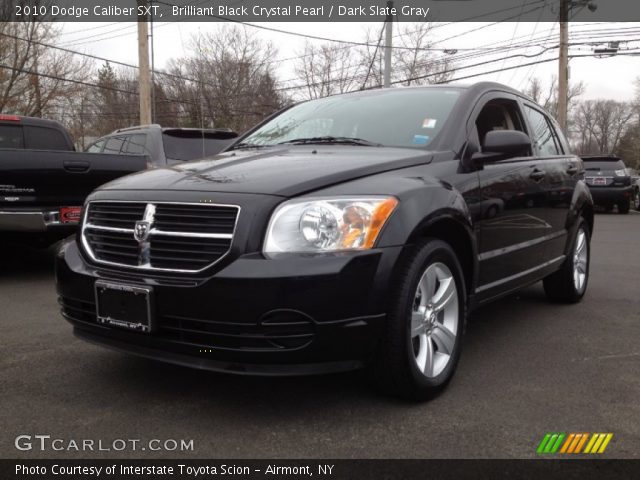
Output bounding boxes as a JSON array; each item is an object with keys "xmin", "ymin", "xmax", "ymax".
[
  {"xmin": 633, "ymin": 189, "xmax": 640, "ymax": 211},
  {"xmin": 370, "ymin": 239, "xmax": 466, "ymax": 400},
  {"xmin": 543, "ymin": 218, "xmax": 590, "ymax": 303}
]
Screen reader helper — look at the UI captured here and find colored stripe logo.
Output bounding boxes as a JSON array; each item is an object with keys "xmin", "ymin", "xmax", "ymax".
[{"xmin": 537, "ymin": 433, "xmax": 613, "ymax": 454}]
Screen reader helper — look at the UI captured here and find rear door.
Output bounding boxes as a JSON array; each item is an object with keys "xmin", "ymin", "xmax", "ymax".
[
  {"xmin": 471, "ymin": 93, "xmax": 556, "ymax": 299},
  {"xmin": 521, "ymin": 102, "xmax": 577, "ymax": 261}
]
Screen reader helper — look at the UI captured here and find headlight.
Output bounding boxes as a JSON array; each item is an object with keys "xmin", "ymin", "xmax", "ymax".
[
  {"xmin": 614, "ymin": 169, "xmax": 626, "ymax": 177},
  {"xmin": 264, "ymin": 196, "xmax": 398, "ymax": 253}
]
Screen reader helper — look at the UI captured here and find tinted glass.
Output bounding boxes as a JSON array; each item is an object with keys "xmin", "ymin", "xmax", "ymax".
[
  {"xmin": 24, "ymin": 126, "xmax": 69, "ymax": 150},
  {"xmin": 162, "ymin": 134, "xmax": 234, "ymax": 161},
  {"xmin": 241, "ymin": 89, "xmax": 462, "ymax": 148},
  {"xmin": 123, "ymin": 134, "xmax": 147, "ymax": 154},
  {"xmin": 103, "ymin": 136, "xmax": 126, "ymax": 154},
  {"xmin": 583, "ymin": 160, "xmax": 625, "ymax": 171},
  {"xmin": 86, "ymin": 140, "xmax": 105, "ymax": 153},
  {"xmin": 0, "ymin": 125, "xmax": 24, "ymax": 148},
  {"xmin": 524, "ymin": 106, "xmax": 560, "ymax": 156}
]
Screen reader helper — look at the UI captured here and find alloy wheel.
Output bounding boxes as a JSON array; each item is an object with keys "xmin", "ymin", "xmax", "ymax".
[
  {"xmin": 411, "ymin": 262, "xmax": 459, "ymax": 378},
  {"xmin": 573, "ymin": 228, "xmax": 588, "ymax": 293}
]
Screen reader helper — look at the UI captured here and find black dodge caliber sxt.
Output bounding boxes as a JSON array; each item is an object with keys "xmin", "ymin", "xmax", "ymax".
[{"xmin": 56, "ymin": 83, "xmax": 594, "ymax": 399}]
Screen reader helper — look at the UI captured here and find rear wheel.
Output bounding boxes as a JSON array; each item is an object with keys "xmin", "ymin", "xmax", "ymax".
[
  {"xmin": 618, "ymin": 200, "xmax": 630, "ymax": 214},
  {"xmin": 370, "ymin": 239, "xmax": 466, "ymax": 400},
  {"xmin": 543, "ymin": 218, "xmax": 590, "ymax": 303}
]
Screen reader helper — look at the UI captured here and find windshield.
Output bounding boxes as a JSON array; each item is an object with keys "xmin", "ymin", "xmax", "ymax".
[{"xmin": 240, "ymin": 88, "xmax": 461, "ymax": 148}]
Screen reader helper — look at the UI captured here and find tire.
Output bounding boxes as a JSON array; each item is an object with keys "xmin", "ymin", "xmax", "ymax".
[
  {"xmin": 543, "ymin": 218, "xmax": 590, "ymax": 303},
  {"xmin": 370, "ymin": 238, "xmax": 466, "ymax": 401},
  {"xmin": 633, "ymin": 189, "xmax": 640, "ymax": 211},
  {"xmin": 618, "ymin": 200, "xmax": 630, "ymax": 214}
]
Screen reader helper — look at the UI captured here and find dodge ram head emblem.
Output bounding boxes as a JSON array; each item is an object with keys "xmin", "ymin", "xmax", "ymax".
[{"xmin": 134, "ymin": 221, "xmax": 151, "ymax": 242}]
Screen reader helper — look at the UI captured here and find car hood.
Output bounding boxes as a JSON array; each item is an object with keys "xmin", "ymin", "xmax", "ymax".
[{"xmin": 99, "ymin": 145, "xmax": 434, "ymax": 197}]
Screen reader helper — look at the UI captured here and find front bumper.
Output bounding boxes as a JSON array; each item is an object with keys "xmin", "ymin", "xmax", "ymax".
[
  {"xmin": 56, "ymin": 240, "xmax": 402, "ymax": 375},
  {"xmin": 587, "ymin": 185, "xmax": 632, "ymax": 205}
]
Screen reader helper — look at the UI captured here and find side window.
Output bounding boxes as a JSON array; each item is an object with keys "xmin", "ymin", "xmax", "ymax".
[
  {"xmin": 86, "ymin": 140, "xmax": 105, "ymax": 153},
  {"xmin": 24, "ymin": 126, "xmax": 69, "ymax": 150},
  {"xmin": 547, "ymin": 115, "xmax": 569, "ymax": 154},
  {"xmin": 475, "ymin": 99, "xmax": 528, "ymax": 153},
  {"xmin": 122, "ymin": 134, "xmax": 147, "ymax": 154},
  {"xmin": 103, "ymin": 136, "xmax": 126, "ymax": 154},
  {"xmin": 523, "ymin": 106, "xmax": 561, "ymax": 156}
]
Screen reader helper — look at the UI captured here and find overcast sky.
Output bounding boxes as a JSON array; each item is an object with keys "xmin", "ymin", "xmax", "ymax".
[{"xmin": 56, "ymin": 21, "xmax": 640, "ymax": 102}]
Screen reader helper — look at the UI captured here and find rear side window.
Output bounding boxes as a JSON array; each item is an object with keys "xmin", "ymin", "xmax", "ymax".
[
  {"xmin": 86, "ymin": 140, "xmax": 105, "ymax": 153},
  {"xmin": 24, "ymin": 126, "xmax": 69, "ymax": 150},
  {"xmin": 0, "ymin": 125, "xmax": 24, "ymax": 148},
  {"xmin": 122, "ymin": 134, "xmax": 147, "ymax": 154},
  {"xmin": 103, "ymin": 136, "xmax": 126, "ymax": 154},
  {"xmin": 524, "ymin": 106, "xmax": 561, "ymax": 156},
  {"xmin": 162, "ymin": 133, "xmax": 234, "ymax": 162}
]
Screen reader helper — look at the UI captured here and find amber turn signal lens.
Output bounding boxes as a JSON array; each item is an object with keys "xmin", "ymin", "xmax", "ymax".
[{"xmin": 363, "ymin": 197, "xmax": 399, "ymax": 248}]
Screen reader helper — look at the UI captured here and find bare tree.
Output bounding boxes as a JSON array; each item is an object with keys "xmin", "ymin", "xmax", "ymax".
[
  {"xmin": 616, "ymin": 124, "xmax": 640, "ymax": 169},
  {"xmin": 524, "ymin": 76, "xmax": 585, "ymax": 120},
  {"xmin": 0, "ymin": 20, "xmax": 90, "ymax": 116},
  {"xmin": 292, "ymin": 22, "xmax": 453, "ymax": 100},
  {"xmin": 360, "ymin": 22, "xmax": 453, "ymax": 89},
  {"xmin": 572, "ymin": 99, "xmax": 634, "ymax": 154},
  {"xmin": 161, "ymin": 26, "xmax": 286, "ymax": 133},
  {"xmin": 293, "ymin": 41, "xmax": 364, "ymax": 99}
]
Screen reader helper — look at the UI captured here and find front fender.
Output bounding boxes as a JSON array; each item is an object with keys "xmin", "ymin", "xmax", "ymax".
[
  {"xmin": 376, "ymin": 183, "xmax": 474, "ymax": 248},
  {"xmin": 568, "ymin": 179, "xmax": 594, "ymax": 231}
]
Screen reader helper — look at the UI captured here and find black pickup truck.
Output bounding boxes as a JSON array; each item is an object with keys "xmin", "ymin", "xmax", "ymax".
[{"xmin": 0, "ymin": 115, "xmax": 148, "ymax": 246}]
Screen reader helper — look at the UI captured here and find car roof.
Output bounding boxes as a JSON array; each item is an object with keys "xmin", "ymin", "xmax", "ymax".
[
  {"xmin": 109, "ymin": 125, "xmax": 236, "ymax": 136},
  {"xmin": 316, "ymin": 81, "xmax": 528, "ymax": 98}
]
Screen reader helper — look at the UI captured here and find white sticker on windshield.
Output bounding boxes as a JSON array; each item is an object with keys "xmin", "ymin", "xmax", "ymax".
[{"xmin": 422, "ymin": 118, "xmax": 437, "ymax": 129}]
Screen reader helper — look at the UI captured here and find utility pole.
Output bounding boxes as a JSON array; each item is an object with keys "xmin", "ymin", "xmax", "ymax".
[
  {"xmin": 558, "ymin": 1, "xmax": 597, "ymax": 133},
  {"xmin": 383, "ymin": 0, "xmax": 393, "ymax": 88},
  {"xmin": 137, "ymin": 0, "xmax": 152, "ymax": 125},
  {"xmin": 150, "ymin": 0, "xmax": 155, "ymax": 123},
  {"xmin": 558, "ymin": 0, "xmax": 569, "ymax": 133}
]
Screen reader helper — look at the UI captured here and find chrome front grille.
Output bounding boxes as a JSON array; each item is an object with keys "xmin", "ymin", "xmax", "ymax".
[{"xmin": 82, "ymin": 201, "xmax": 240, "ymax": 272}]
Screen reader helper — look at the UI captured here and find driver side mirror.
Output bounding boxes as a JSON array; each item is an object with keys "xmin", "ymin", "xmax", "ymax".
[{"xmin": 472, "ymin": 130, "xmax": 532, "ymax": 166}]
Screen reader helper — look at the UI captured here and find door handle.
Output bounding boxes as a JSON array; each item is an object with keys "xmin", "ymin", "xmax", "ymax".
[
  {"xmin": 63, "ymin": 161, "xmax": 90, "ymax": 173},
  {"xmin": 530, "ymin": 169, "xmax": 546, "ymax": 181},
  {"xmin": 567, "ymin": 164, "xmax": 579, "ymax": 175}
]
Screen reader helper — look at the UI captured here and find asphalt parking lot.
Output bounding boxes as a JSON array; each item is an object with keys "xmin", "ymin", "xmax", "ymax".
[{"xmin": 1, "ymin": 212, "xmax": 639, "ymax": 459}]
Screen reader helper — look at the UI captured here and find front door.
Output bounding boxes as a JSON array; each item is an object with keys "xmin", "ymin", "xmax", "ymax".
[{"xmin": 471, "ymin": 95, "xmax": 556, "ymax": 300}]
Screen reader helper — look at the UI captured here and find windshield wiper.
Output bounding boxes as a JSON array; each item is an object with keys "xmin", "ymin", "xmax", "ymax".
[
  {"xmin": 278, "ymin": 136, "xmax": 382, "ymax": 147},
  {"xmin": 231, "ymin": 142, "xmax": 270, "ymax": 150}
]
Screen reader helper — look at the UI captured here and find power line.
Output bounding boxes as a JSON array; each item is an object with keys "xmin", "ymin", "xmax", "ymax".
[
  {"xmin": 433, "ymin": 50, "xmax": 640, "ymax": 85},
  {"xmin": 156, "ymin": 0, "xmax": 549, "ymax": 53},
  {"xmin": 361, "ymin": 22, "xmax": 387, "ymax": 90},
  {"xmin": 4, "ymin": 21, "xmax": 638, "ymax": 103}
]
